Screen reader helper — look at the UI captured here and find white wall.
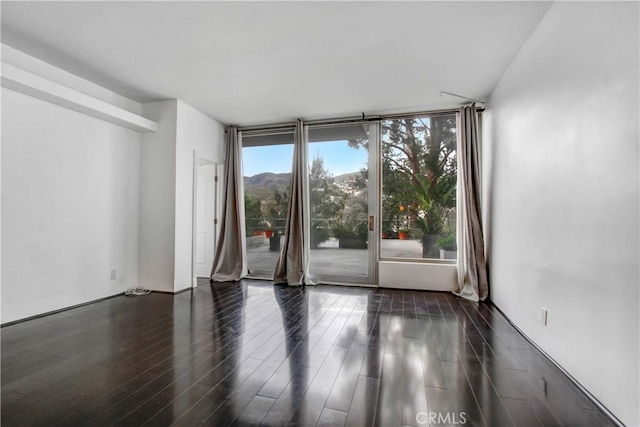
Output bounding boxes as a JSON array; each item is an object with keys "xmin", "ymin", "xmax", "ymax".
[
  {"xmin": 484, "ymin": 2, "xmax": 639, "ymax": 425},
  {"xmin": 138, "ymin": 100, "xmax": 225, "ymax": 293},
  {"xmin": 1, "ymin": 88, "xmax": 141, "ymax": 323},
  {"xmin": 173, "ymin": 101, "xmax": 225, "ymax": 291},
  {"xmin": 2, "ymin": 88, "xmax": 225, "ymax": 320},
  {"xmin": 138, "ymin": 100, "xmax": 178, "ymax": 292}
]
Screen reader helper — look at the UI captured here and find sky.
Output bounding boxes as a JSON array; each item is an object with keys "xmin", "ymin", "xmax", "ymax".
[{"xmin": 243, "ymin": 140, "xmax": 368, "ymax": 177}]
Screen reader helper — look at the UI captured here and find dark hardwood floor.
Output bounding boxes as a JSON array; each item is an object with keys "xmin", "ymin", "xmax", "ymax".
[{"xmin": 1, "ymin": 280, "xmax": 615, "ymax": 426}]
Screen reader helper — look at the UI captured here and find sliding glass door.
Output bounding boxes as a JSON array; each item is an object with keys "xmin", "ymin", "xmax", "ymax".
[{"xmin": 306, "ymin": 122, "xmax": 378, "ymax": 285}]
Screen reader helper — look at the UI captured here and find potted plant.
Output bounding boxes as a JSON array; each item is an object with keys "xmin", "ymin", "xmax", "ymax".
[
  {"xmin": 262, "ymin": 216, "xmax": 276, "ymax": 238},
  {"xmin": 332, "ymin": 221, "xmax": 368, "ymax": 249},
  {"xmin": 397, "ymin": 228, "xmax": 411, "ymax": 240},
  {"xmin": 410, "ymin": 175, "xmax": 456, "ymax": 258},
  {"xmin": 310, "ymin": 220, "xmax": 330, "ymax": 249},
  {"xmin": 438, "ymin": 235, "xmax": 457, "ymax": 259},
  {"xmin": 268, "ymin": 229, "xmax": 281, "ymax": 252},
  {"xmin": 381, "ymin": 226, "xmax": 391, "ymax": 239}
]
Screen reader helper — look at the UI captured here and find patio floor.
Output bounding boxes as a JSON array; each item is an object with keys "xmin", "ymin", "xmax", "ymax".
[{"xmin": 247, "ymin": 237, "xmax": 426, "ymax": 277}]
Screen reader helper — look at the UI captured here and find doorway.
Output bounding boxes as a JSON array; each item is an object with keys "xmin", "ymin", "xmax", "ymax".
[{"xmin": 192, "ymin": 156, "xmax": 222, "ymax": 284}]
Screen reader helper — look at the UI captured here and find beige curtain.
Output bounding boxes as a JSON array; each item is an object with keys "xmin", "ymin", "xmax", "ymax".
[
  {"xmin": 455, "ymin": 105, "xmax": 489, "ymax": 301},
  {"xmin": 210, "ymin": 126, "xmax": 248, "ymax": 282},
  {"xmin": 273, "ymin": 120, "xmax": 311, "ymax": 285}
]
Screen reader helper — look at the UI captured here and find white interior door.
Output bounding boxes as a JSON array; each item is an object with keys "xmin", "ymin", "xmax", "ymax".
[{"xmin": 195, "ymin": 163, "xmax": 217, "ymax": 278}]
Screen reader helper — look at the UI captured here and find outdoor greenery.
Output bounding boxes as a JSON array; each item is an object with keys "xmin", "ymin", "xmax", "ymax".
[
  {"xmin": 309, "ymin": 156, "xmax": 343, "ymax": 248},
  {"xmin": 437, "ymin": 234, "xmax": 457, "ymax": 251},
  {"xmin": 244, "ymin": 194, "xmax": 264, "ymax": 234},
  {"xmin": 264, "ymin": 188, "xmax": 288, "ymax": 230}
]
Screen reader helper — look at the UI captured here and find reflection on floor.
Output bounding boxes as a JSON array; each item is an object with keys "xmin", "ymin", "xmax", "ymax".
[{"xmin": 1, "ymin": 280, "xmax": 614, "ymax": 426}]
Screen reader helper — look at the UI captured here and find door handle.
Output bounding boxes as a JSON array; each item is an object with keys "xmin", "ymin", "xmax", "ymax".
[{"xmin": 368, "ymin": 215, "xmax": 374, "ymax": 232}]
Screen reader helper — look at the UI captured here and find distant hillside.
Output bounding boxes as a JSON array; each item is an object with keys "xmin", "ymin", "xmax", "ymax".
[
  {"xmin": 245, "ymin": 172, "xmax": 292, "ymax": 188},
  {"xmin": 334, "ymin": 171, "xmax": 361, "ymax": 183},
  {"xmin": 244, "ymin": 172, "xmax": 292, "ymax": 199},
  {"xmin": 244, "ymin": 170, "xmax": 361, "ymax": 200}
]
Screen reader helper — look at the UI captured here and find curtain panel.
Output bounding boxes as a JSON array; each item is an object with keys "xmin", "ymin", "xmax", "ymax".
[
  {"xmin": 210, "ymin": 126, "xmax": 248, "ymax": 282},
  {"xmin": 273, "ymin": 120, "xmax": 313, "ymax": 285},
  {"xmin": 455, "ymin": 105, "xmax": 489, "ymax": 301}
]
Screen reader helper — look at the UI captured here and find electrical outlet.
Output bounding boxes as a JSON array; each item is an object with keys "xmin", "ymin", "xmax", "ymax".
[
  {"xmin": 110, "ymin": 269, "xmax": 117, "ymax": 280},
  {"xmin": 541, "ymin": 307, "xmax": 548, "ymax": 326}
]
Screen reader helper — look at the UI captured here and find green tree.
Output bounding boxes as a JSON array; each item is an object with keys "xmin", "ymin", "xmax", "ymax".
[
  {"xmin": 347, "ymin": 129, "xmax": 414, "ymax": 233},
  {"xmin": 264, "ymin": 188, "xmax": 289, "ymax": 231},
  {"xmin": 244, "ymin": 194, "xmax": 263, "ymax": 235},
  {"xmin": 308, "ymin": 156, "xmax": 342, "ymax": 248}
]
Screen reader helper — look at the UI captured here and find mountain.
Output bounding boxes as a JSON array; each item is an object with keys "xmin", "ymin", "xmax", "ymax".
[
  {"xmin": 245, "ymin": 172, "xmax": 292, "ymax": 188},
  {"xmin": 333, "ymin": 171, "xmax": 361, "ymax": 183},
  {"xmin": 244, "ymin": 172, "xmax": 292, "ymax": 199},
  {"xmin": 244, "ymin": 170, "xmax": 361, "ymax": 200}
]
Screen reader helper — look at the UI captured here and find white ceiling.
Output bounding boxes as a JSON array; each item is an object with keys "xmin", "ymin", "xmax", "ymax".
[{"xmin": 1, "ymin": 1, "xmax": 552, "ymax": 126}]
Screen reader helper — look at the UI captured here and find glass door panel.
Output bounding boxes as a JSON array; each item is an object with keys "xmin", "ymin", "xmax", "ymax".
[
  {"xmin": 242, "ymin": 130, "xmax": 294, "ymax": 278},
  {"xmin": 379, "ymin": 114, "xmax": 457, "ymax": 261},
  {"xmin": 307, "ymin": 123, "xmax": 376, "ymax": 285}
]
